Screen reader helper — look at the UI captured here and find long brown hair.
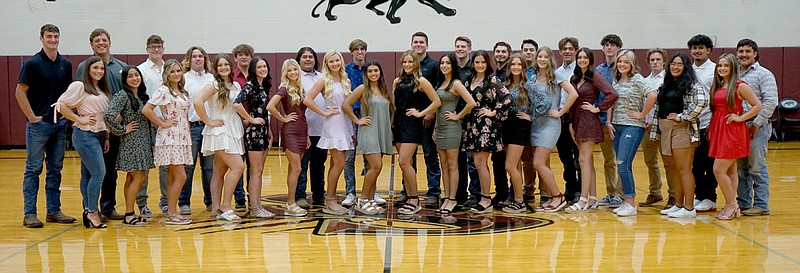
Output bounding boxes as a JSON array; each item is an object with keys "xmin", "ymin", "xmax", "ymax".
[
  {"xmin": 710, "ymin": 54, "xmax": 741, "ymax": 110},
  {"xmin": 80, "ymin": 56, "xmax": 110, "ymax": 97},
  {"xmin": 504, "ymin": 53, "xmax": 529, "ymax": 108},
  {"xmin": 395, "ymin": 50, "xmax": 421, "ymax": 91},
  {"xmin": 212, "ymin": 54, "xmax": 235, "ymax": 109},
  {"xmin": 533, "ymin": 46, "xmax": 558, "ymax": 92},
  {"xmin": 360, "ymin": 60, "xmax": 394, "ymax": 117}
]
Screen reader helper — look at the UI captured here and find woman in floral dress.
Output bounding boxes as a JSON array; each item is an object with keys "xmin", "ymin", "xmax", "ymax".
[
  {"xmin": 143, "ymin": 59, "xmax": 193, "ymax": 225},
  {"xmin": 461, "ymin": 50, "xmax": 511, "ymax": 214}
]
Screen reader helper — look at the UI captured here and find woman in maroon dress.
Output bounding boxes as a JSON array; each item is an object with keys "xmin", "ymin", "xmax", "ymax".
[
  {"xmin": 708, "ymin": 54, "xmax": 762, "ymax": 220},
  {"xmin": 267, "ymin": 59, "xmax": 309, "ymax": 217},
  {"xmin": 565, "ymin": 48, "xmax": 617, "ymax": 212}
]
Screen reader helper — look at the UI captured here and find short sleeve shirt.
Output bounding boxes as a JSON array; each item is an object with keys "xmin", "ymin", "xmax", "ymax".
[
  {"xmin": 611, "ymin": 73, "xmax": 654, "ymax": 128},
  {"xmin": 19, "ymin": 49, "xmax": 73, "ymax": 122}
]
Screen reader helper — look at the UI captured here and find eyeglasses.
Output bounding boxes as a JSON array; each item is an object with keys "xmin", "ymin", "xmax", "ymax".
[
  {"xmin": 148, "ymin": 45, "xmax": 164, "ymax": 50},
  {"xmin": 669, "ymin": 62, "xmax": 684, "ymax": 67}
]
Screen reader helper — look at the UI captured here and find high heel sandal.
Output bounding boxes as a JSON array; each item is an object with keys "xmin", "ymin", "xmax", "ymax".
[
  {"xmin": 469, "ymin": 195, "xmax": 493, "ymax": 214},
  {"xmin": 436, "ymin": 198, "xmax": 456, "ymax": 215},
  {"xmin": 716, "ymin": 203, "xmax": 740, "ymax": 220},
  {"xmin": 565, "ymin": 197, "xmax": 589, "ymax": 213},
  {"xmin": 122, "ymin": 211, "xmax": 147, "ymax": 227},
  {"xmin": 543, "ymin": 193, "xmax": 567, "ymax": 213},
  {"xmin": 398, "ymin": 196, "xmax": 422, "ymax": 215},
  {"xmin": 83, "ymin": 211, "xmax": 107, "ymax": 229},
  {"xmin": 501, "ymin": 200, "xmax": 527, "ymax": 214}
]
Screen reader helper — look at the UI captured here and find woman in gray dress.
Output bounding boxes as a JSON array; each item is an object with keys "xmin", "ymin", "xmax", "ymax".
[
  {"xmin": 528, "ymin": 47, "xmax": 579, "ymax": 213},
  {"xmin": 343, "ymin": 60, "xmax": 394, "ymax": 215},
  {"xmin": 434, "ymin": 53, "xmax": 476, "ymax": 214},
  {"xmin": 104, "ymin": 66, "xmax": 153, "ymax": 226}
]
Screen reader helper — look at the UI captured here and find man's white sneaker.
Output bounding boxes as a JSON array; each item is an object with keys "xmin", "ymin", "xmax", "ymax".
[
  {"xmin": 373, "ymin": 193, "xmax": 387, "ymax": 205},
  {"xmin": 660, "ymin": 205, "xmax": 681, "ymax": 215},
  {"xmin": 668, "ymin": 207, "xmax": 697, "ymax": 218},
  {"xmin": 342, "ymin": 194, "xmax": 357, "ymax": 207},
  {"xmin": 615, "ymin": 202, "xmax": 638, "ymax": 217},
  {"xmin": 695, "ymin": 199, "xmax": 717, "ymax": 212}
]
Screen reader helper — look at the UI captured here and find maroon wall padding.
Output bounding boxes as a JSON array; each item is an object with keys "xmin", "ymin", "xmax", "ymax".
[
  {"xmin": 8, "ymin": 56, "xmax": 26, "ymax": 145},
  {"xmin": 3, "ymin": 47, "xmax": 800, "ymax": 146},
  {"xmin": 0, "ymin": 56, "xmax": 10, "ymax": 144}
]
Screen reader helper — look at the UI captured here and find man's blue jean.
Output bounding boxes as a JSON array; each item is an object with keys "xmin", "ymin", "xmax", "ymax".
[
  {"xmin": 23, "ymin": 120, "xmax": 67, "ymax": 216},
  {"xmin": 737, "ymin": 122, "xmax": 771, "ymax": 211},
  {"xmin": 178, "ymin": 123, "xmax": 215, "ymax": 207},
  {"xmin": 612, "ymin": 124, "xmax": 645, "ymax": 199},
  {"xmin": 72, "ymin": 128, "xmax": 106, "ymax": 212}
]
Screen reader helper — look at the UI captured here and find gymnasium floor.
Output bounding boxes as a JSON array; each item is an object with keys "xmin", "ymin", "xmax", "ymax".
[{"xmin": 0, "ymin": 142, "xmax": 798, "ymax": 272}]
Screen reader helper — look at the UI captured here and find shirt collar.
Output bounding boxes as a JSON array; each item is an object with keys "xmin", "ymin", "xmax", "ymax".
[
  {"xmin": 649, "ymin": 70, "xmax": 665, "ymax": 79},
  {"xmin": 187, "ymin": 69, "xmax": 207, "ymax": 77},
  {"xmin": 302, "ymin": 70, "xmax": 319, "ymax": 77},
  {"xmin": 562, "ymin": 61, "xmax": 576, "ymax": 71},
  {"xmin": 145, "ymin": 58, "xmax": 163, "ymax": 70}
]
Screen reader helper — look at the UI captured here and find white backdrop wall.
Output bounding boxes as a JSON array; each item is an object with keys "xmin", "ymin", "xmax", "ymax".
[{"xmin": 1, "ymin": 0, "xmax": 799, "ymax": 55}]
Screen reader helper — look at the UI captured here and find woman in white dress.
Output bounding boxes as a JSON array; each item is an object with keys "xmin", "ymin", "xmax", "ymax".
[{"xmin": 193, "ymin": 54, "xmax": 252, "ymax": 221}]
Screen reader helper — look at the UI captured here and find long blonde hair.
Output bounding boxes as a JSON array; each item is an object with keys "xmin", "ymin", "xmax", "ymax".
[
  {"xmin": 395, "ymin": 50, "xmax": 422, "ymax": 91},
  {"xmin": 533, "ymin": 46, "xmax": 558, "ymax": 92},
  {"xmin": 161, "ymin": 59, "xmax": 187, "ymax": 98},
  {"xmin": 212, "ymin": 54, "xmax": 235, "ymax": 109},
  {"xmin": 710, "ymin": 54, "xmax": 741, "ymax": 110},
  {"xmin": 280, "ymin": 59, "xmax": 305, "ymax": 106},
  {"xmin": 504, "ymin": 53, "xmax": 529, "ymax": 108},
  {"xmin": 613, "ymin": 49, "xmax": 640, "ymax": 82},
  {"xmin": 321, "ymin": 50, "xmax": 351, "ymax": 100}
]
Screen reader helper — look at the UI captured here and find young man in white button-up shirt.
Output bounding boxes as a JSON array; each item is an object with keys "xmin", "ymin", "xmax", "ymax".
[
  {"xmin": 135, "ymin": 34, "xmax": 165, "ymax": 218},
  {"xmin": 687, "ymin": 34, "xmax": 718, "ymax": 213}
]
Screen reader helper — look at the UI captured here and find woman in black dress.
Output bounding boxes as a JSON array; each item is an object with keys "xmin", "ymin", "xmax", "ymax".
[{"xmin": 393, "ymin": 50, "xmax": 442, "ymax": 215}]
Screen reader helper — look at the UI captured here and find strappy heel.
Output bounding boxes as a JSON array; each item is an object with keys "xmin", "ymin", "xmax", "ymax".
[
  {"xmin": 469, "ymin": 195, "xmax": 494, "ymax": 214},
  {"xmin": 543, "ymin": 193, "xmax": 567, "ymax": 213},
  {"xmin": 716, "ymin": 203, "xmax": 740, "ymax": 221},
  {"xmin": 398, "ymin": 196, "xmax": 422, "ymax": 215},
  {"xmin": 589, "ymin": 196, "xmax": 599, "ymax": 209},
  {"xmin": 436, "ymin": 198, "xmax": 457, "ymax": 215},
  {"xmin": 122, "ymin": 211, "xmax": 147, "ymax": 227},
  {"xmin": 83, "ymin": 210, "xmax": 107, "ymax": 229},
  {"xmin": 355, "ymin": 198, "xmax": 382, "ymax": 215}
]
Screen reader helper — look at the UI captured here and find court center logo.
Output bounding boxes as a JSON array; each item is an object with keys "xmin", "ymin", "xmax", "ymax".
[{"xmin": 176, "ymin": 193, "xmax": 553, "ymax": 236}]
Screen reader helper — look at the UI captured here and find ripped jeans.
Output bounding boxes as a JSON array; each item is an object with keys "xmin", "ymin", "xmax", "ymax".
[{"xmin": 612, "ymin": 124, "xmax": 645, "ymax": 199}]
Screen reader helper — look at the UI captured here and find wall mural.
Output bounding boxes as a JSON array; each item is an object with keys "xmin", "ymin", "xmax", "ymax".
[{"xmin": 311, "ymin": 0, "xmax": 457, "ymax": 24}]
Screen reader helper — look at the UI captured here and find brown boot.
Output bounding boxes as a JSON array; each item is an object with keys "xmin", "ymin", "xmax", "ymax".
[
  {"xmin": 662, "ymin": 196, "xmax": 676, "ymax": 210},
  {"xmin": 638, "ymin": 195, "xmax": 664, "ymax": 207}
]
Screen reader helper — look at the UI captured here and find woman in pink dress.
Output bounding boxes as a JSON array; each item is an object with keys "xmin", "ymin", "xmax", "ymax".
[
  {"xmin": 708, "ymin": 54, "xmax": 762, "ymax": 220},
  {"xmin": 142, "ymin": 59, "xmax": 193, "ymax": 225},
  {"xmin": 303, "ymin": 50, "xmax": 353, "ymax": 215}
]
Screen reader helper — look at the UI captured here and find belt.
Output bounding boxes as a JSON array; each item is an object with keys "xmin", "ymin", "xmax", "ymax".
[{"xmin": 190, "ymin": 121, "xmax": 204, "ymax": 126}]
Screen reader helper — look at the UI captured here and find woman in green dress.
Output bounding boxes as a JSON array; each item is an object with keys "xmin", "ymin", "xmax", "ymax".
[
  {"xmin": 434, "ymin": 53, "xmax": 475, "ymax": 214},
  {"xmin": 343, "ymin": 60, "xmax": 394, "ymax": 215}
]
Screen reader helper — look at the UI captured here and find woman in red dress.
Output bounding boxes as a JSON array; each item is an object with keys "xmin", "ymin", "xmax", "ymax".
[{"xmin": 708, "ymin": 54, "xmax": 762, "ymax": 220}]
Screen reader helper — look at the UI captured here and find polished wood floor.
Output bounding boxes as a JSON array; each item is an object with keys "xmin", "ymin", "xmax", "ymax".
[{"xmin": 1, "ymin": 142, "xmax": 799, "ymax": 272}]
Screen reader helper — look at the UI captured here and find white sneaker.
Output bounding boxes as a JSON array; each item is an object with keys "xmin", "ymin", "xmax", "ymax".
[
  {"xmin": 373, "ymin": 193, "xmax": 387, "ymax": 205},
  {"xmin": 342, "ymin": 194, "xmax": 357, "ymax": 207},
  {"xmin": 668, "ymin": 207, "xmax": 697, "ymax": 218},
  {"xmin": 660, "ymin": 205, "xmax": 681, "ymax": 215},
  {"xmin": 693, "ymin": 199, "xmax": 701, "ymax": 206},
  {"xmin": 695, "ymin": 199, "xmax": 717, "ymax": 212},
  {"xmin": 615, "ymin": 203, "xmax": 638, "ymax": 217},
  {"xmin": 612, "ymin": 205, "xmax": 623, "ymax": 214}
]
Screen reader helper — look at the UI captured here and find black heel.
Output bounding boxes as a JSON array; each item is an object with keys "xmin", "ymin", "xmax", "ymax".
[
  {"xmin": 82, "ymin": 210, "xmax": 89, "ymax": 228},
  {"xmin": 469, "ymin": 195, "xmax": 494, "ymax": 214},
  {"xmin": 85, "ymin": 211, "xmax": 107, "ymax": 229}
]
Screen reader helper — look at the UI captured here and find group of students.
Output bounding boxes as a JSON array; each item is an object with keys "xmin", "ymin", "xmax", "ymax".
[{"xmin": 17, "ymin": 24, "xmax": 777, "ymax": 230}]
